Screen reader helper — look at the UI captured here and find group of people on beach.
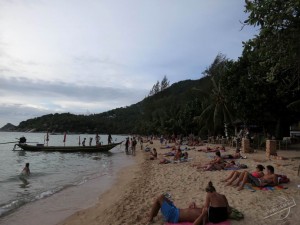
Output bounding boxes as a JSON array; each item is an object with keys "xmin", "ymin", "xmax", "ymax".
[
  {"xmin": 125, "ymin": 137, "xmax": 138, "ymax": 155},
  {"xmin": 144, "ymin": 136, "xmax": 286, "ymax": 225},
  {"xmin": 222, "ymin": 164, "xmax": 278, "ymax": 191}
]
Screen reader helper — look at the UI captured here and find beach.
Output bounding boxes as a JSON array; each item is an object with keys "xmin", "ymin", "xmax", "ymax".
[{"xmin": 57, "ymin": 140, "xmax": 300, "ymax": 225}]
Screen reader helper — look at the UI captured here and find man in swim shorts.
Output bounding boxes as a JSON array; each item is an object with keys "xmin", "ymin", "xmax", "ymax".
[
  {"xmin": 147, "ymin": 194, "xmax": 203, "ymax": 224},
  {"xmin": 237, "ymin": 165, "xmax": 278, "ymax": 190}
]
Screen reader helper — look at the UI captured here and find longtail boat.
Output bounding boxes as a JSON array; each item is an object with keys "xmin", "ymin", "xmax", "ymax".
[{"xmin": 15, "ymin": 142, "xmax": 122, "ymax": 152}]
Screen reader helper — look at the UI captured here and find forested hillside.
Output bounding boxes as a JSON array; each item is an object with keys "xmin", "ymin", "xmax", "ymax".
[{"xmin": 17, "ymin": 77, "xmax": 212, "ymax": 135}]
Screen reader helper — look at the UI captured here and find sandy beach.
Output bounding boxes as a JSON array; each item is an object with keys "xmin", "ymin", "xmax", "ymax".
[{"xmin": 57, "ymin": 140, "xmax": 300, "ymax": 225}]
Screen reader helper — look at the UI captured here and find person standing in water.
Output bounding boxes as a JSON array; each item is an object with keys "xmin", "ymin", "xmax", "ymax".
[
  {"xmin": 95, "ymin": 134, "xmax": 100, "ymax": 145},
  {"xmin": 132, "ymin": 137, "xmax": 137, "ymax": 156},
  {"xmin": 89, "ymin": 137, "xmax": 93, "ymax": 146},
  {"xmin": 22, "ymin": 163, "xmax": 30, "ymax": 176},
  {"xmin": 108, "ymin": 134, "xmax": 112, "ymax": 144},
  {"xmin": 82, "ymin": 138, "xmax": 86, "ymax": 146},
  {"xmin": 125, "ymin": 138, "xmax": 130, "ymax": 154}
]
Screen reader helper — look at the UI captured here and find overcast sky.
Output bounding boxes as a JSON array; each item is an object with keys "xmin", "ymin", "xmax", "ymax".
[{"xmin": 0, "ymin": 0, "xmax": 257, "ymax": 127}]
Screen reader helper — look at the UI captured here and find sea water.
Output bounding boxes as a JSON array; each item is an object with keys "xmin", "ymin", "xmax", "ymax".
[{"xmin": 0, "ymin": 132, "xmax": 130, "ymax": 218}]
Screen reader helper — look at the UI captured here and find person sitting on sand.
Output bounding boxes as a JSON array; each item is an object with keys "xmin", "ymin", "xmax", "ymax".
[
  {"xmin": 198, "ymin": 151, "xmax": 225, "ymax": 171},
  {"xmin": 222, "ymin": 164, "xmax": 264, "ymax": 186},
  {"xmin": 236, "ymin": 165, "xmax": 277, "ymax": 191},
  {"xmin": 174, "ymin": 148, "xmax": 182, "ymax": 161},
  {"xmin": 159, "ymin": 148, "xmax": 182, "ymax": 164},
  {"xmin": 194, "ymin": 181, "xmax": 231, "ymax": 224},
  {"xmin": 150, "ymin": 148, "xmax": 157, "ymax": 160},
  {"xmin": 21, "ymin": 163, "xmax": 30, "ymax": 176},
  {"xmin": 147, "ymin": 181, "xmax": 231, "ymax": 224}
]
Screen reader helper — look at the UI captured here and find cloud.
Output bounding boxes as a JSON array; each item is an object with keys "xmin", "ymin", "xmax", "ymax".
[
  {"xmin": 0, "ymin": 103, "xmax": 52, "ymax": 127},
  {"xmin": 0, "ymin": 0, "xmax": 258, "ymax": 127},
  {"xmin": 0, "ymin": 76, "xmax": 148, "ymax": 126}
]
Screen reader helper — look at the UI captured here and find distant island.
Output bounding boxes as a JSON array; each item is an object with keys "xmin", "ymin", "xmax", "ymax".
[{"xmin": 0, "ymin": 123, "xmax": 17, "ymax": 132}]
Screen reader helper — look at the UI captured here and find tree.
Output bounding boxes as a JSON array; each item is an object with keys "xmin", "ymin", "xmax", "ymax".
[
  {"xmin": 202, "ymin": 53, "xmax": 228, "ymax": 77},
  {"xmin": 153, "ymin": 81, "xmax": 160, "ymax": 94},
  {"xmin": 243, "ymin": 0, "xmax": 300, "ymax": 96},
  {"xmin": 193, "ymin": 54, "xmax": 234, "ymax": 135},
  {"xmin": 160, "ymin": 75, "xmax": 170, "ymax": 91},
  {"xmin": 148, "ymin": 81, "xmax": 161, "ymax": 96},
  {"xmin": 195, "ymin": 76, "xmax": 233, "ymax": 135}
]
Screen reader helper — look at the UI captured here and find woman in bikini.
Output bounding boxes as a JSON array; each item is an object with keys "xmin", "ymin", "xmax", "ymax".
[
  {"xmin": 236, "ymin": 165, "xmax": 277, "ymax": 191},
  {"xmin": 222, "ymin": 164, "xmax": 265, "ymax": 186},
  {"xmin": 193, "ymin": 181, "xmax": 231, "ymax": 224}
]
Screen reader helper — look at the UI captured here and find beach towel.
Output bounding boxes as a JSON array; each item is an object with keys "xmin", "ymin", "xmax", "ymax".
[
  {"xmin": 166, "ymin": 221, "xmax": 230, "ymax": 225},
  {"xmin": 245, "ymin": 184, "xmax": 288, "ymax": 192},
  {"xmin": 173, "ymin": 158, "xmax": 192, "ymax": 163}
]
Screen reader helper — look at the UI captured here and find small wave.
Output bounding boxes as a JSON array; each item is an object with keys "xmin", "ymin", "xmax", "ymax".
[
  {"xmin": 0, "ymin": 199, "xmax": 27, "ymax": 217},
  {"xmin": 35, "ymin": 189, "xmax": 60, "ymax": 200},
  {"xmin": 0, "ymin": 186, "xmax": 64, "ymax": 218}
]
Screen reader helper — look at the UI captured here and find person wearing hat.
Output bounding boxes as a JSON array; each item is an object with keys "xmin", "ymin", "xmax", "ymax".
[{"xmin": 222, "ymin": 164, "xmax": 265, "ymax": 186}]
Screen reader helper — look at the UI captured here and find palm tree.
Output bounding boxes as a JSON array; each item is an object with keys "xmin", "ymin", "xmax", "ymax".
[{"xmin": 194, "ymin": 76, "xmax": 233, "ymax": 136}]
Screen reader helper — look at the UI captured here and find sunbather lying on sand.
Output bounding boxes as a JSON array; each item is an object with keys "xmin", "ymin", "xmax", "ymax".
[
  {"xmin": 198, "ymin": 146, "xmax": 226, "ymax": 153},
  {"xmin": 160, "ymin": 145, "xmax": 175, "ymax": 149},
  {"xmin": 222, "ymin": 149, "xmax": 243, "ymax": 159},
  {"xmin": 162, "ymin": 146, "xmax": 177, "ymax": 156},
  {"xmin": 222, "ymin": 164, "xmax": 265, "ymax": 186},
  {"xmin": 236, "ymin": 165, "xmax": 277, "ymax": 191},
  {"xmin": 147, "ymin": 181, "xmax": 231, "ymax": 225}
]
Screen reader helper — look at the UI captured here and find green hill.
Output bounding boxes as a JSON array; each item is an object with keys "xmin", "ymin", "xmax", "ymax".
[{"xmin": 17, "ymin": 77, "xmax": 212, "ymax": 135}]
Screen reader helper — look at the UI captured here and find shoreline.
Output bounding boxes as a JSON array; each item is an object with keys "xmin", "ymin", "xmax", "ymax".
[
  {"xmin": 58, "ymin": 140, "xmax": 300, "ymax": 225},
  {"xmin": 2, "ymin": 140, "xmax": 299, "ymax": 225},
  {"xmin": 0, "ymin": 151, "xmax": 134, "ymax": 225},
  {"xmin": 57, "ymin": 144, "xmax": 146, "ymax": 225}
]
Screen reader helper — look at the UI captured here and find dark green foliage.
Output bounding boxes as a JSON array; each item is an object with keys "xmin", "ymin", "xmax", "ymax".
[{"xmin": 17, "ymin": 77, "xmax": 213, "ymax": 135}]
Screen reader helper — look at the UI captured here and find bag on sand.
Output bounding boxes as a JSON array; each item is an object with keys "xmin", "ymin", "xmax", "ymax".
[{"xmin": 229, "ymin": 208, "xmax": 244, "ymax": 221}]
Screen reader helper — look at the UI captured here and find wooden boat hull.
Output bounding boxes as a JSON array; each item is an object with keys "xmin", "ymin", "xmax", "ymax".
[{"xmin": 17, "ymin": 142, "xmax": 122, "ymax": 152}]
